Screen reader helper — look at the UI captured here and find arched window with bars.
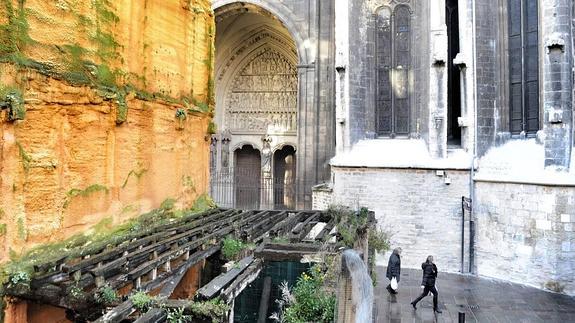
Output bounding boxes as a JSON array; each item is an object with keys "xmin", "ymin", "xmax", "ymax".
[{"xmin": 375, "ymin": 4, "xmax": 412, "ymax": 137}]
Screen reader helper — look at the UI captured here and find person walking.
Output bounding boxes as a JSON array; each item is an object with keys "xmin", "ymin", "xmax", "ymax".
[
  {"xmin": 411, "ymin": 255, "xmax": 442, "ymax": 313},
  {"xmin": 385, "ymin": 247, "xmax": 402, "ymax": 294}
]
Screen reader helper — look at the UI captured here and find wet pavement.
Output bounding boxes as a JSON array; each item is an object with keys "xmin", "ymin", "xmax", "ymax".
[{"xmin": 374, "ymin": 266, "xmax": 575, "ymax": 323}]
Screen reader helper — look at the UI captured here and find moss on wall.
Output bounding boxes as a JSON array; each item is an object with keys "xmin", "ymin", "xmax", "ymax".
[{"xmin": 0, "ymin": 0, "xmax": 216, "ymax": 120}]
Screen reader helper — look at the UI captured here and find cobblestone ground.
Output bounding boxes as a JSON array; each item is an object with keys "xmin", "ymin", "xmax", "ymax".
[{"xmin": 374, "ymin": 267, "xmax": 575, "ymax": 323}]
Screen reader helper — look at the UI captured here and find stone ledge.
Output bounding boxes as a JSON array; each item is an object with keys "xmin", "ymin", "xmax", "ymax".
[
  {"xmin": 330, "ymin": 139, "xmax": 473, "ymax": 170},
  {"xmin": 474, "ymin": 174, "xmax": 575, "ymax": 187}
]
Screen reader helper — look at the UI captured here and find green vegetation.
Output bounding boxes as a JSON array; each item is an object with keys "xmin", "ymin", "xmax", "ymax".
[
  {"xmin": 61, "ymin": 43, "xmax": 90, "ymax": 84},
  {"xmin": 162, "ymin": 298, "xmax": 229, "ymax": 323},
  {"xmin": 545, "ymin": 280, "xmax": 565, "ymax": 293},
  {"xmin": 175, "ymin": 108, "xmax": 187, "ymax": 120},
  {"xmin": 16, "ymin": 216, "xmax": 26, "ymax": 240},
  {"xmin": 329, "ymin": 206, "xmax": 371, "ymax": 248},
  {"xmin": 1, "ymin": 0, "xmax": 213, "ymax": 128},
  {"xmin": 272, "ymin": 236, "xmax": 289, "ymax": 243},
  {"xmin": 206, "ymin": 25, "xmax": 215, "ymax": 107},
  {"xmin": 7, "ymin": 270, "xmax": 29, "ymax": 289},
  {"xmin": 64, "ymin": 184, "xmax": 109, "ymax": 208},
  {"xmin": 0, "ymin": 223, "xmax": 7, "ymax": 236},
  {"xmin": 159, "ymin": 197, "xmax": 176, "ymax": 211},
  {"xmin": 369, "ymin": 226, "xmax": 390, "ymax": 253},
  {"xmin": 95, "ymin": 285, "xmax": 119, "ymax": 305},
  {"xmin": 121, "ymin": 168, "xmax": 147, "ymax": 188},
  {"xmin": 175, "ymin": 108, "xmax": 186, "ymax": 129},
  {"xmin": 207, "ymin": 121, "xmax": 217, "ymax": 135},
  {"xmin": 130, "ymin": 291, "xmax": 153, "ymax": 312},
  {"xmin": 15, "ymin": 141, "xmax": 31, "ymax": 171},
  {"xmin": 190, "ymin": 194, "xmax": 216, "ymax": 213},
  {"xmin": 115, "ymin": 89, "xmax": 127, "ymax": 124},
  {"xmin": 0, "ymin": 86, "xmax": 25, "ymax": 121},
  {"xmin": 91, "ymin": 0, "xmax": 120, "ymax": 62},
  {"xmin": 274, "ymin": 265, "xmax": 336, "ymax": 323},
  {"xmin": 0, "ymin": 0, "xmax": 33, "ymax": 59},
  {"xmin": 166, "ymin": 306, "xmax": 188, "ymax": 323},
  {"xmin": 69, "ymin": 284, "xmax": 86, "ymax": 301},
  {"xmin": 191, "ymin": 98, "xmax": 210, "ymax": 113},
  {"xmin": 0, "ymin": 194, "xmax": 216, "ymax": 293},
  {"xmin": 328, "ymin": 205, "xmax": 390, "ymax": 286},
  {"xmin": 187, "ymin": 298, "xmax": 229, "ymax": 323},
  {"xmin": 67, "ymin": 184, "xmax": 109, "ymax": 198},
  {"xmin": 221, "ymin": 237, "xmax": 255, "ymax": 260}
]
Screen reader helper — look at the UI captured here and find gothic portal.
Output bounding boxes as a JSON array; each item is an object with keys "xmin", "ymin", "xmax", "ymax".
[{"xmin": 210, "ymin": 2, "xmax": 303, "ymax": 209}]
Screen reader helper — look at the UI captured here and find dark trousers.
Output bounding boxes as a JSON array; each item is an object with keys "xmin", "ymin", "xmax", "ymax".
[{"xmin": 412, "ymin": 285, "xmax": 439, "ymax": 310}]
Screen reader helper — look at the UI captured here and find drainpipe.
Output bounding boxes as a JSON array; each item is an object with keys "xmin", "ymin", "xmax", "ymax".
[{"xmin": 469, "ymin": 0, "xmax": 478, "ymax": 275}]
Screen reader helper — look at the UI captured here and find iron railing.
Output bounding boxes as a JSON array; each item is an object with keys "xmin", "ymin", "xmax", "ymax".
[{"xmin": 209, "ymin": 169, "xmax": 295, "ymax": 210}]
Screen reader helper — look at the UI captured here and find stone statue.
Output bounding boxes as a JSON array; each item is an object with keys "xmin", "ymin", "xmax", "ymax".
[
  {"xmin": 261, "ymin": 136, "xmax": 272, "ymax": 175},
  {"xmin": 284, "ymin": 154, "xmax": 295, "ymax": 209}
]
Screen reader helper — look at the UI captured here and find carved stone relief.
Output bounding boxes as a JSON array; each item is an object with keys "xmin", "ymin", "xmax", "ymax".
[{"xmin": 225, "ymin": 48, "xmax": 297, "ymax": 133}]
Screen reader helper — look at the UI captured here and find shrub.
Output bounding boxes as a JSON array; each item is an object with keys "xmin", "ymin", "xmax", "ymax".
[
  {"xmin": 130, "ymin": 291, "xmax": 153, "ymax": 312},
  {"xmin": 221, "ymin": 237, "xmax": 254, "ymax": 260},
  {"xmin": 95, "ymin": 285, "xmax": 119, "ymax": 305},
  {"xmin": 274, "ymin": 265, "xmax": 335, "ymax": 323}
]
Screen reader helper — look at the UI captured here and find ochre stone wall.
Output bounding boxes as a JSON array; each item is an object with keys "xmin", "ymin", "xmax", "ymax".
[{"xmin": 0, "ymin": 0, "xmax": 214, "ymax": 263}]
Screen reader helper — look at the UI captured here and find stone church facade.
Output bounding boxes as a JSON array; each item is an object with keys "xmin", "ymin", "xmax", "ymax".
[{"xmin": 208, "ymin": 0, "xmax": 575, "ymax": 294}]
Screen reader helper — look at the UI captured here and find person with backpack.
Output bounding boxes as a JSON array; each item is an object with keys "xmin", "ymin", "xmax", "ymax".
[{"xmin": 411, "ymin": 255, "xmax": 442, "ymax": 313}]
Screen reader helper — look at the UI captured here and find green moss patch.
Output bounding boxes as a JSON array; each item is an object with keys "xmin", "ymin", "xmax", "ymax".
[{"xmin": 1, "ymin": 86, "xmax": 25, "ymax": 121}]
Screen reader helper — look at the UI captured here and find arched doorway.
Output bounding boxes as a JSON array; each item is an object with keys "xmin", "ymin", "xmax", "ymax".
[
  {"xmin": 273, "ymin": 145, "xmax": 296, "ymax": 209},
  {"xmin": 234, "ymin": 145, "xmax": 261, "ymax": 210},
  {"xmin": 211, "ymin": 2, "xmax": 299, "ymax": 209}
]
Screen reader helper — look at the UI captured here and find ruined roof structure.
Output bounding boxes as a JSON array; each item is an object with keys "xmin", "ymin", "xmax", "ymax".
[{"xmin": 2, "ymin": 208, "xmax": 349, "ymax": 322}]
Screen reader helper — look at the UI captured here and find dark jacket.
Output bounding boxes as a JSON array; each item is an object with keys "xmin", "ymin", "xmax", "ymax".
[
  {"xmin": 386, "ymin": 251, "xmax": 401, "ymax": 282},
  {"xmin": 421, "ymin": 262, "xmax": 438, "ymax": 286}
]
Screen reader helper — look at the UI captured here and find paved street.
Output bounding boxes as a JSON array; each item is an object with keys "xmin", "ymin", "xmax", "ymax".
[{"xmin": 374, "ymin": 267, "xmax": 575, "ymax": 323}]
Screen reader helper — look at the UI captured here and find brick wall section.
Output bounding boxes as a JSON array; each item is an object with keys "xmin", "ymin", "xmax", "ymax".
[
  {"xmin": 331, "ymin": 167, "xmax": 470, "ymax": 272},
  {"xmin": 475, "ymin": 181, "xmax": 575, "ymax": 295},
  {"xmin": 312, "ymin": 184, "xmax": 333, "ymax": 210}
]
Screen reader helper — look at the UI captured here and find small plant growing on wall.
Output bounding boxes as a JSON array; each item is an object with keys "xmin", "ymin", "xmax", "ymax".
[
  {"xmin": 221, "ymin": 237, "xmax": 255, "ymax": 260},
  {"xmin": 115, "ymin": 90, "xmax": 128, "ymax": 124},
  {"xmin": 175, "ymin": 108, "xmax": 186, "ymax": 130},
  {"xmin": 207, "ymin": 121, "xmax": 217, "ymax": 135},
  {"xmin": 0, "ymin": 88, "xmax": 25, "ymax": 121}
]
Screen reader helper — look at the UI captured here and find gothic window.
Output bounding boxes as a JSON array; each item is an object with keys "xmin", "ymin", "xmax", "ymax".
[
  {"xmin": 508, "ymin": 0, "xmax": 539, "ymax": 134},
  {"xmin": 376, "ymin": 5, "xmax": 411, "ymax": 137}
]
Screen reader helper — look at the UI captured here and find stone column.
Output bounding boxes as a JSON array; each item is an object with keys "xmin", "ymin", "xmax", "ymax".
[
  {"xmin": 335, "ymin": 0, "xmax": 350, "ymax": 155},
  {"xmin": 542, "ymin": 0, "xmax": 573, "ymax": 170},
  {"xmin": 429, "ymin": 0, "xmax": 448, "ymax": 158},
  {"xmin": 455, "ymin": 0, "xmax": 477, "ymax": 152},
  {"xmin": 296, "ymin": 64, "xmax": 317, "ymax": 209}
]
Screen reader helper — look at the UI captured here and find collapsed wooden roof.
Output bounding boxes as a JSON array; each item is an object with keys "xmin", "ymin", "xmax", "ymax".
[{"xmin": 4, "ymin": 208, "xmax": 338, "ymax": 322}]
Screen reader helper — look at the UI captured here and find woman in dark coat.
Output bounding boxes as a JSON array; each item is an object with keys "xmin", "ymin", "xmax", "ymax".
[
  {"xmin": 411, "ymin": 255, "xmax": 442, "ymax": 313},
  {"xmin": 385, "ymin": 247, "xmax": 402, "ymax": 294}
]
